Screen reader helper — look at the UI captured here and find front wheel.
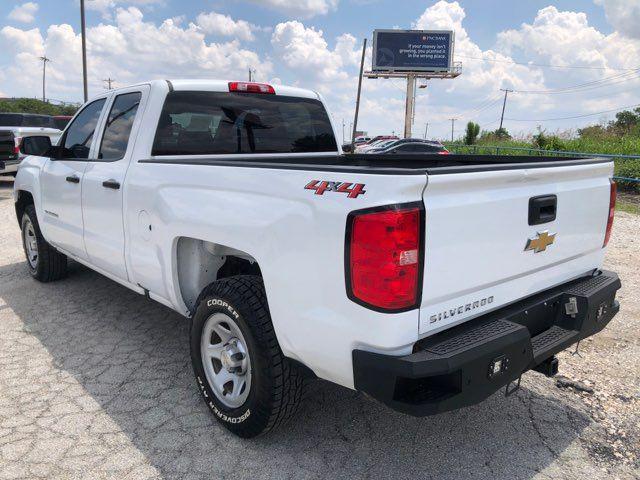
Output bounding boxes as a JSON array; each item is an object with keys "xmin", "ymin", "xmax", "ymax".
[
  {"xmin": 190, "ymin": 275, "xmax": 305, "ymax": 438},
  {"xmin": 21, "ymin": 204, "xmax": 67, "ymax": 282}
]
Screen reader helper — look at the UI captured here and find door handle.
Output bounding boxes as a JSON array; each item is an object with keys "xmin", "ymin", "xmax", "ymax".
[
  {"xmin": 102, "ymin": 179, "xmax": 121, "ymax": 190},
  {"xmin": 65, "ymin": 175, "xmax": 80, "ymax": 184},
  {"xmin": 529, "ymin": 195, "xmax": 557, "ymax": 225}
]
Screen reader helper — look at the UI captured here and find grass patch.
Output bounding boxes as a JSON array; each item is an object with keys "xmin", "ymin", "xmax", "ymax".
[{"xmin": 617, "ymin": 198, "xmax": 639, "ymax": 215}]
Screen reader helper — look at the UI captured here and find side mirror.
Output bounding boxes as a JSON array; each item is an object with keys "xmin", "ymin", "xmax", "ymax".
[
  {"xmin": 342, "ymin": 143, "xmax": 353, "ymax": 153},
  {"xmin": 20, "ymin": 136, "xmax": 52, "ymax": 156}
]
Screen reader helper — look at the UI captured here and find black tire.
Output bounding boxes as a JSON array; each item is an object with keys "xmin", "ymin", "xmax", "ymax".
[
  {"xmin": 21, "ymin": 204, "xmax": 68, "ymax": 282},
  {"xmin": 190, "ymin": 275, "xmax": 305, "ymax": 438}
]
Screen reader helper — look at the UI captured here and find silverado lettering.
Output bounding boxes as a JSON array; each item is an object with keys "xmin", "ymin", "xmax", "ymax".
[{"xmin": 429, "ymin": 296, "xmax": 495, "ymax": 324}]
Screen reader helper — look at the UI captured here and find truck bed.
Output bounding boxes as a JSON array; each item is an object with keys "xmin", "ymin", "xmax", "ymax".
[{"xmin": 141, "ymin": 153, "xmax": 607, "ymax": 175}]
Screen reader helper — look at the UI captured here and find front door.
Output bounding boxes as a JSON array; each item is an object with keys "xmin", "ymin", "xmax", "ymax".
[
  {"xmin": 39, "ymin": 98, "xmax": 107, "ymax": 259},
  {"xmin": 81, "ymin": 87, "xmax": 147, "ymax": 281}
]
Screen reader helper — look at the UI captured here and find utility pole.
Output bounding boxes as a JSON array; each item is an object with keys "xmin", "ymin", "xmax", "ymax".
[
  {"xmin": 404, "ymin": 73, "xmax": 416, "ymax": 138},
  {"xmin": 248, "ymin": 67, "xmax": 255, "ymax": 82},
  {"xmin": 423, "ymin": 123, "xmax": 429, "ymax": 139},
  {"xmin": 341, "ymin": 119, "xmax": 345, "ymax": 145},
  {"xmin": 103, "ymin": 77, "xmax": 114, "ymax": 90},
  {"xmin": 351, "ymin": 38, "xmax": 367, "ymax": 148},
  {"xmin": 80, "ymin": 0, "xmax": 88, "ymax": 102},
  {"xmin": 449, "ymin": 118, "xmax": 457, "ymax": 142},
  {"xmin": 39, "ymin": 56, "xmax": 51, "ymax": 102},
  {"xmin": 499, "ymin": 88, "xmax": 512, "ymax": 131}
]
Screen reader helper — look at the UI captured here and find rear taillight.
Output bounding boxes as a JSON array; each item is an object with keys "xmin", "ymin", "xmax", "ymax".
[
  {"xmin": 13, "ymin": 136, "xmax": 22, "ymax": 155},
  {"xmin": 603, "ymin": 180, "xmax": 616, "ymax": 247},
  {"xmin": 438, "ymin": 150, "xmax": 450, "ymax": 155},
  {"xmin": 228, "ymin": 82, "xmax": 275, "ymax": 94},
  {"xmin": 346, "ymin": 203, "xmax": 424, "ymax": 312}
]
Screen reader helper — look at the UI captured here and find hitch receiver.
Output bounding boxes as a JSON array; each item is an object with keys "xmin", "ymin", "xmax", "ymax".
[{"xmin": 533, "ymin": 356, "xmax": 559, "ymax": 377}]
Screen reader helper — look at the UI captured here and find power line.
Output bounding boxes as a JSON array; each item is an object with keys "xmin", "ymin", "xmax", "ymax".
[
  {"xmin": 456, "ymin": 54, "xmax": 638, "ymax": 72},
  {"xmin": 504, "ymin": 103, "xmax": 640, "ymax": 122},
  {"xmin": 512, "ymin": 70, "xmax": 640, "ymax": 95}
]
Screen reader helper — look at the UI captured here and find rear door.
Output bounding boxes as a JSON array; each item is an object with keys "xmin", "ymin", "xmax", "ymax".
[
  {"xmin": 39, "ymin": 98, "xmax": 107, "ymax": 259},
  {"xmin": 81, "ymin": 86, "xmax": 147, "ymax": 281},
  {"xmin": 419, "ymin": 161, "xmax": 613, "ymax": 336}
]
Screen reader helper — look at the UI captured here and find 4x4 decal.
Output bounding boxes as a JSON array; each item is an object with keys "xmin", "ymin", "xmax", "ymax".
[{"xmin": 304, "ymin": 180, "xmax": 366, "ymax": 199}]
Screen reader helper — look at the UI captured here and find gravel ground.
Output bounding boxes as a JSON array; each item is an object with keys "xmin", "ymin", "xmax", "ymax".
[{"xmin": 0, "ymin": 176, "xmax": 638, "ymax": 480}]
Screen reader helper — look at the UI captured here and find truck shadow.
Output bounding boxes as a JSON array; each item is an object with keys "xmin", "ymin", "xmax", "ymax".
[{"xmin": 0, "ymin": 260, "xmax": 593, "ymax": 479}]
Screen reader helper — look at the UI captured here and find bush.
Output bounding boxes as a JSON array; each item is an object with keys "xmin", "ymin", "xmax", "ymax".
[{"xmin": 532, "ymin": 130, "xmax": 567, "ymax": 151}]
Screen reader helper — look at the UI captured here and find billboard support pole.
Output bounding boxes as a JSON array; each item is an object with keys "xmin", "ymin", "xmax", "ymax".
[
  {"xmin": 351, "ymin": 38, "xmax": 367, "ymax": 150},
  {"xmin": 404, "ymin": 73, "xmax": 416, "ymax": 138}
]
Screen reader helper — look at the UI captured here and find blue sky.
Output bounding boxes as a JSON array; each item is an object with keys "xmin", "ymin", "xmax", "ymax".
[{"xmin": 1, "ymin": 0, "xmax": 639, "ymax": 140}]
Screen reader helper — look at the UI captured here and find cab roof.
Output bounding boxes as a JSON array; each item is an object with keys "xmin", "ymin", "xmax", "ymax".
[{"xmin": 155, "ymin": 79, "xmax": 321, "ymax": 100}]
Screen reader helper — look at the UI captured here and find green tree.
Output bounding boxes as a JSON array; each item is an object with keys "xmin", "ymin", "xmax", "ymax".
[
  {"xmin": 612, "ymin": 109, "xmax": 639, "ymax": 133},
  {"xmin": 0, "ymin": 98, "xmax": 79, "ymax": 116},
  {"xmin": 493, "ymin": 127, "xmax": 511, "ymax": 140},
  {"xmin": 464, "ymin": 121, "xmax": 480, "ymax": 145}
]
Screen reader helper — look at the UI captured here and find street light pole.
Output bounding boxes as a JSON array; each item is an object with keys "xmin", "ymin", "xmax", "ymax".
[
  {"xmin": 449, "ymin": 118, "xmax": 457, "ymax": 142},
  {"xmin": 39, "ymin": 56, "xmax": 51, "ymax": 102},
  {"xmin": 80, "ymin": 0, "xmax": 88, "ymax": 102}
]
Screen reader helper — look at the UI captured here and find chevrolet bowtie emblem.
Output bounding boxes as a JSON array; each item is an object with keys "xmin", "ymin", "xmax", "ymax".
[{"xmin": 525, "ymin": 231, "xmax": 556, "ymax": 253}]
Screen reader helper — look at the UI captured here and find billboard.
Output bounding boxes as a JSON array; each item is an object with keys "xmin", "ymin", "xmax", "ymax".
[{"xmin": 372, "ymin": 29, "xmax": 454, "ymax": 73}]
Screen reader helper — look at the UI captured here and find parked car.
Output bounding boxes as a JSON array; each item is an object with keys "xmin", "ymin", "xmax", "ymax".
[
  {"xmin": 364, "ymin": 138, "xmax": 448, "ymax": 155},
  {"xmin": 0, "ymin": 113, "xmax": 62, "ymax": 176},
  {"xmin": 378, "ymin": 139, "xmax": 449, "ymax": 155},
  {"xmin": 356, "ymin": 138, "xmax": 393, "ymax": 153},
  {"xmin": 14, "ymin": 79, "xmax": 620, "ymax": 439},
  {"xmin": 52, "ymin": 115, "xmax": 73, "ymax": 130}
]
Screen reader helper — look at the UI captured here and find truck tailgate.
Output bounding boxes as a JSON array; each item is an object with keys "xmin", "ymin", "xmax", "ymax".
[{"xmin": 419, "ymin": 161, "xmax": 613, "ymax": 336}]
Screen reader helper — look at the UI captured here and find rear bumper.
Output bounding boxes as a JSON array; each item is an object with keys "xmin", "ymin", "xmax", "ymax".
[
  {"xmin": 0, "ymin": 157, "xmax": 19, "ymax": 174},
  {"xmin": 353, "ymin": 270, "xmax": 621, "ymax": 416}
]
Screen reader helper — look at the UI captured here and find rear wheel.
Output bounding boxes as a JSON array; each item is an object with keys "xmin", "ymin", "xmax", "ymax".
[
  {"xmin": 190, "ymin": 275, "xmax": 305, "ymax": 438},
  {"xmin": 21, "ymin": 204, "xmax": 67, "ymax": 282}
]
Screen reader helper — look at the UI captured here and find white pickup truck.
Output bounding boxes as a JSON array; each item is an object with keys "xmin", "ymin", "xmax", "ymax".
[{"xmin": 13, "ymin": 80, "xmax": 621, "ymax": 438}]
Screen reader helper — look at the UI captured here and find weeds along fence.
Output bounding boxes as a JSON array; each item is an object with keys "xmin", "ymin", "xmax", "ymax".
[{"xmin": 444, "ymin": 144, "xmax": 640, "ymax": 191}]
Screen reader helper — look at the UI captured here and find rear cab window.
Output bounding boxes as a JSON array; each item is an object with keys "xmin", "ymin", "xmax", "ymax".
[{"xmin": 152, "ymin": 91, "xmax": 337, "ymax": 156}]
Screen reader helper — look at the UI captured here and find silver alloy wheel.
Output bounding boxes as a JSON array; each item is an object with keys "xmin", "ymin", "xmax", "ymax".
[
  {"xmin": 201, "ymin": 312, "xmax": 251, "ymax": 408},
  {"xmin": 22, "ymin": 217, "xmax": 38, "ymax": 269}
]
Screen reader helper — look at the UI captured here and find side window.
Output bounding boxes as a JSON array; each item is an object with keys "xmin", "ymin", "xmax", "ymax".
[
  {"xmin": 62, "ymin": 99, "xmax": 106, "ymax": 159},
  {"xmin": 395, "ymin": 144, "xmax": 413, "ymax": 152},
  {"xmin": 98, "ymin": 92, "xmax": 142, "ymax": 161}
]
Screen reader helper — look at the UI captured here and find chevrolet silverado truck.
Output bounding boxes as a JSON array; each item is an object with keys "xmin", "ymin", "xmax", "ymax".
[{"xmin": 13, "ymin": 80, "xmax": 621, "ymax": 438}]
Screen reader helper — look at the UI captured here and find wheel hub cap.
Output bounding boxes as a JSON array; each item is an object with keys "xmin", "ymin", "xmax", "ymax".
[{"xmin": 201, "ymin": 312, "xmax": 252, "ymax": 408}]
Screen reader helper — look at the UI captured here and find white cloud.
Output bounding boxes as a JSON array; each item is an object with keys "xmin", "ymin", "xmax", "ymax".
[
  {"xmin": 7, "ymin": 2, "xmax": 39, "ymax": 24},
  {"xmin": 85, "ymin": 0, "xmax": 164, "ymax": 20},
  {"xmin": 496, "ymin": 6, "xmax": 640, "ymax": 105},
  {"xmin": 0, "ymin": 7, "xmax": 271, "ymax": 101},
  {"xmin": 196, "ymin": 11, "xmax": 256, "ymax": 41},
  {"xmin": 245, "ymin": 0, "xmax": 338, "ymax": 18},
  {"xmin": 594, "ymin": 0, "xmax": 640, "ymax": 39},
  {"xmin": 271, "ymin": 22, "xmax": 359, "ymax": 86}
]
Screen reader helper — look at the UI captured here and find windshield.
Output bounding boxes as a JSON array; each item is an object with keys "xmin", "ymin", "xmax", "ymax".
[{"xmin": 152, "ymin": 91, "xmax": 337, "ymax": 156}]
